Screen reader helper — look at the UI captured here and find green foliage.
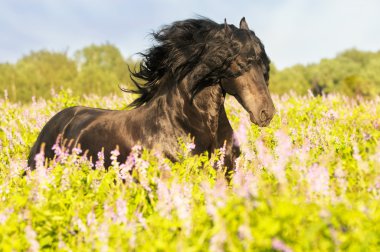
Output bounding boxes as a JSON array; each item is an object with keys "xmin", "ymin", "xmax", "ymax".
[
  {"xmin": 270, "ymin": 48, "xmax": 380, "ymax": 97},
  {"xmin": 0, "ymin": 91, "xmax": 379, "ymax": 251},
  {"xmin": 270, "ymin": 64, "xmax": 309, "ymax": 94},
  {"xmin": 75, "ymin": 44, "xmax": 133, "ymax": 95},
  {"xmin": 0, "ymin": 44, "xmax": 137, "ymax": 102},
  {"xmin": 2, "ymin": 46, "xmax": 380, "ymax": 103}
]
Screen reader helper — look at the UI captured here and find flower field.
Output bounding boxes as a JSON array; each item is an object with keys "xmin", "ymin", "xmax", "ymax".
[{"xmin": 0, "ymin": 90, "xmax": 379, "ymax": 251}]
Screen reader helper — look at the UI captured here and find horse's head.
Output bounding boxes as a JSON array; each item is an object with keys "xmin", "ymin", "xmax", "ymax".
[{"xmin": 221, "ymin": 18, "xmax": 275, "ymax": 127}]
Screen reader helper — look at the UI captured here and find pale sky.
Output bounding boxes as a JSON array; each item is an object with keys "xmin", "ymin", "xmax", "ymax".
[{"xmin": 1, "ymin": 0, "xmax": 379, "ymax": 69}]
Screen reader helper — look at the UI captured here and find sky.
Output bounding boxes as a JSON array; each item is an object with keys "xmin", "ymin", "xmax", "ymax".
[{"xmin": 1, "ymin": 0, "xmax": 380, "ymax": 69}]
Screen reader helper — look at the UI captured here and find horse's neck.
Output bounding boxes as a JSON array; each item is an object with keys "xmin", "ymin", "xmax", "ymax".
[
  {"xmin": 148, "ymin": 75, "xmax": 225, "ymax": 135},
  {"xmin": 175, "ymin": 78, "xmax": 225, "ymax": 135}
]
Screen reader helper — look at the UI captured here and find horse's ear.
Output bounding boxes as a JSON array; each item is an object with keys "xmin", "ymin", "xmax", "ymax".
[
  {"xmin": 239, "ymin": 17, "xmax": 249, "ymax": 30},
  {"xmin": 224, "ymin": 18, "xmax": 232, "ymax": 35}
]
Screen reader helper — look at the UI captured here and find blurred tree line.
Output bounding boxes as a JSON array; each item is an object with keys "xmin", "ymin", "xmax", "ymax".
[
  {"xmin": 270, "ymin": 48, "xmax": 380, "ymax": 97},
  {"xmin": 0, "ymin": 45, "xmax": 379, "ymax": 103},
  {"xmin": 0, "ymin": 43, "xmax": 137, "ymax": 102}
]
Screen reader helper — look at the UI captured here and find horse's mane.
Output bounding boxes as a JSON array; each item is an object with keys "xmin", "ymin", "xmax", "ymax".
[{"xmin": 123, "ymin": 18, "xmax": 268, "ymax": 107}]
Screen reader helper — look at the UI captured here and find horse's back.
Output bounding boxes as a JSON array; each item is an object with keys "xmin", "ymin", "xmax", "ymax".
[{"xmin": 27, "ymin": 106, "xmax": 107, "ymax": 169}]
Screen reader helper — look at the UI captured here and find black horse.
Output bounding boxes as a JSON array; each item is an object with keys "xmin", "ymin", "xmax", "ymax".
[{"xmin": 28, "ymin": 17, "xmax": 275, "ymax": 173}]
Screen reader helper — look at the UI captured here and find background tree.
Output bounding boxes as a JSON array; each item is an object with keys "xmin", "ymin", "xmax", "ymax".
[
  {"xmin": 14, "ymin": 50, "xmax": 77, "ymax": 101},
  {"xmin": 0, "ymin": 46, "xmax": 379, "ymax": 103},
  {"xmin": 74, "ymin": 44, "xmax": 132, "ymax": 95}
]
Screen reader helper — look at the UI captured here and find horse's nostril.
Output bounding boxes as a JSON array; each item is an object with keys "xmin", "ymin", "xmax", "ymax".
[{"xmin": 260, "ymin": 110, "xmax": 268, "ymax": 122}]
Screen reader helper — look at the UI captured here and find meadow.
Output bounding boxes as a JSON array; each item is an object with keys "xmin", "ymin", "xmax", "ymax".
[{"xmin": 0, "ymin": 90, "xmax": 379, "ymax": 251}]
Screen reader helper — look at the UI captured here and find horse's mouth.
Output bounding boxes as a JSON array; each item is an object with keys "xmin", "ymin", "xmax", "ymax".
[{"xmin": 249, "ymin": 112, "xmax": 271, "ymax": 127}]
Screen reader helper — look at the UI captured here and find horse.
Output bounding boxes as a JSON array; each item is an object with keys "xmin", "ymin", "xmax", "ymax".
[{"xmin": 27, "ymin": 17, "xmax": 275, "ymax": 174}]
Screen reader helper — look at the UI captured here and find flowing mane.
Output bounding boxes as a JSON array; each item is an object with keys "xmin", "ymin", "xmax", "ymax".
[{"xmin": 124, "ymin": 18, "xmax": 270, "ymax": 107}]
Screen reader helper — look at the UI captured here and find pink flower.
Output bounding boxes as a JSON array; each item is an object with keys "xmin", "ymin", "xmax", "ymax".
[
  {"xmin": 110, "ymin": 148, "xmax": 120, "ymax": 167},
  {"xmin": 255, "ymin": 139, "xmax": 273, "ymax": 168},
  {"xmin": 52, "ymin": 135, "xmax": 68, "ymax": 164},
  {"xmin": 324, "ymin": 109, "xmax": 339, "ymax": 120},
  {"xmin": 210, "ymin": 226, "xmax": 227, "ymax": 252},
  {"xmin": 119, "ymin": 163, "xmax": 133, "ymax": 183},
  {"xmin": 136, "ymin": 160, "xmax": 151, "ymax": 191},
  {"xmin": 95, "ymin": 150, "xmax": 105, "ymax": 169},
  {"xmin": 0, "ymin": 208, "xmax": 13, "ymax": 225},
  {"xmin": 87, "ymin": 210, "xmax": 97, "ymax": 227},
  {"xmin": 232, "ymin": 169, "xmax": 258, "ymax": 199},
  {"xmin": 186, "ymin": 142, "xmax": 196, "ymax": 152},
  {"xmin": 272, "ymin": 238, "xmax": 293, "ymax": 252},
  {"xmin": 115, "ymin": 198, "xmax": 127, "ymax": 224},
  {"xmin": 135, "ymin": 212, "xmax": 147, "ymax": 229},
  {"xmin": 103, "ymin": 203, "xmax": 116, "ymax": 222},
  {"xmin": 132, "ymin": 145, "xmax": 142, "ymax": 153},
  {"xmin": 271, "ymin": 130, "xmax": 293, "ymax": 184},
  {"xmin": 307, "ymin": 164, "xmax": 330, "ymax": 196},
  {"xmin": 202, "ymin": 177, "xmax": 227, "ymax": 217},
  {"xmin": 25, "ymin": 225, "xmax": 40, "ymax": 252},
  {"xmin": 233, "ymin": 115, "xmax": 249, "ymax": 146},
  {"xmin": 334, "ymin": 166, "xmax": 347, "ymax": 195},
  {"xmin": 34, "ymin": 151, "xmax": 45, "ymax": 169},
  {"xmin": 217, "ymin": 142, "xmax": 226, "ymax": 170},
  {"xmin": 72, "ymin": 146, "xmax": 82, "ymax": 155}
]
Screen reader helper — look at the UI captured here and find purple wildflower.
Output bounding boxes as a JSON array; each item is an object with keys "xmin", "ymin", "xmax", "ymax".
[
  {"xmin": 233, "ymin": 115, "xmax": 249, "ymax": 146},
  {"xmin": 0, "ymin": 213, "xmax": 8, "ymax": 225},
  {"xmin": 272, "ymin": 238, "xmax": 293, "ymax": 252},
  {"xmin": 202, "ymin": 177, "xmax": 227, "ymax": 217},
  {"xmin": 325, "ymin": 109, "xmax": 338, "ymax": 120},
  {"xmin": 115, "ymin": 198, "xmax": 127, "ymax": 224},
  {"xmin": 95, "ymin": 150, "xmax": 105, "ymax": 169},
  {"xmin": 186, "ymin": 142, "xmax": 195, "ymax": 150},
  {"xmin": 217, "ymin": 141, "xmax": 226, "ymax": 170},
  {"xmin": 110, "ymin": 148, "xmax": 120, "ymax": 167},
  {"xmin": 334, "ymin": 166, "xmax": 347, "ymax": 195},
  {"xmin": 352, "ymin": 143, "xmax": 369, "ymax": 172},
  {"xmin": 156, "ymin": 179, "xmax": 172, "ymax": 218},
  {"xmin": 209, "ymin": 226, "xmax": 227, "ymax": 252},
  {"xmin": 0, "ymin": 208, "xmax": 13, "ymax": 225},
  {"xmin": 35, "ymin": 149, "xmax": 45, "ymax": 170},
  {"xmin": 59, "ymin": 167, "xmax": 71, "ymax": 192},
  {"xmin": 136, "ymin": 160, "xmax": 151, "ymax": 192},
  {"xmin": 238, "ymin": 224, "xmax": 252, "ymax": 241},
  {"xmin": 25, "ymin": 225, "xmax": 40, "ymax": 252},
  {"xmin": 98, "ymin": 221, "xmax": 110, "ymax": 252},
  {"xmin": 72, "ymin": 145, "xmax": 82, "ymax": 155},
  {"xmin": 172, "ymin": 182, "xmax": 192, "ymax": 221},
  {"xmin": 119, "ymin": 164, "xmax": 133, "ymax": 183},
  {"xmin": 255, "ymin": 139, "xmax": 273, "ymax": 168},
  {"xmin": 363, "ymin": 132, "xmax": 371, "ymax": 141},
  {"xmin": 274, "ymin": 130, "xmax": 293, "ymax": 161},
  {"xmin": 375, "ymin": 176, "xmax": 380, "ymax": 190},
  {"xmin": 297, "ymin": 139, "xmax": 311, "ymax": 171},
  {"xmin": 307, "ymin": 164, "xmax": 330, "ymax": 197},
  {"xmin": 103, "ymin": 203, "xmax": 116, "ymax": 222},
  {"xmin": 270, "ymin": 130, "xmax": 293, "ymax": 183},
  {"xmin": 132, "ymin": 145, "xmax": 142, "ymax": 153},
  {"xmin": 87, "ymin": 210, "xmax": 97, "ymax": 227},
  {"xmin": 352, "ymin": 144, "xmax": 362, "ymax": 163},
  {"xmin": 135, "ymin": 212, "xmax": 147, "ymax": 229},
  {"xmin": 232, "ymin": 169, "xmax": 258, "ymax": 199},
  {"xmin": 52, "ymin": 135, "xmax": 68, "ymax": 164}
]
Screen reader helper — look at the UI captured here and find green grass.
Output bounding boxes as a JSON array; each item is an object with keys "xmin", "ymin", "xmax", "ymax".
[{"xmin": 1, "ymin": 90, "xmax": 379, "ymax": 251}]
